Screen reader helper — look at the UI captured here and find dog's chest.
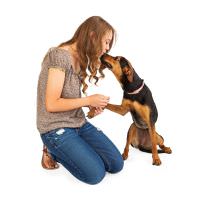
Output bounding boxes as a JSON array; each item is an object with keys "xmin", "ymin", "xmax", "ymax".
[{"xmin": 126, "ymin": 85, "xmax": 158, "ymax": 126}]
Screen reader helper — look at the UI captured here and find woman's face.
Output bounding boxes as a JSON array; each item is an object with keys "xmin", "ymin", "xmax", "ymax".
[{"xmin": 101, "ymin": 30, "xmax": 113, "ymax": 56}]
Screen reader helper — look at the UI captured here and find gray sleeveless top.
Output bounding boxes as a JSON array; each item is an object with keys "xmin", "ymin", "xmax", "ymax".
[{"xmin": 37, "ymin": 47, "xmax": 86, "ymax": 134}]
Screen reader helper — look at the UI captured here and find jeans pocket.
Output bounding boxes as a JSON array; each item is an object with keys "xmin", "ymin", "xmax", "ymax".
[
  {"xmin": 42, "ymin": 128, "xmax": 75, "ymax": 149},
  {"xmin": 82, "ymin": 121, "xmax": 102, "ymax": 133}
]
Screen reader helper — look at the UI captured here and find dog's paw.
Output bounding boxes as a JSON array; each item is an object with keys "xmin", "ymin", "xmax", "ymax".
[
  {"xmin": 152, "ymin": 158, "xmax": 162, "ymax": 166},
  {"xmin": 86, "ymin": 108, "xmax": 96, "ymax": 119},
  {"xmin": 86, "ymin": 112, "xmax": 94, "ymax": 119},
  {"xmin": 164, "ymin": 147, "xmax": 172, "ymax": 154},
  {"xmin": 87, "ymin": 111, "xmax": 95, "ymax": 119},
  {"xmin": 122, "ymin": 153, "xmax": 128, "ymax": 160}
]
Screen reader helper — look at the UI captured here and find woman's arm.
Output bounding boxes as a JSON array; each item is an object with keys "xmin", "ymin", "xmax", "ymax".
[{"xmin": 45, "ymin": 68, "xmax": 109, "ymax": 112}]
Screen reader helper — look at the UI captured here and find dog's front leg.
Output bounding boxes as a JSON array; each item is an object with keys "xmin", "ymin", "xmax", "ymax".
[
  {"xmin": 105, "ymin": 99, "xmax": 131, "ymax": 116},
  {"xmin": 149, "ymin": 125, "xmax": 161, "ymax": 165},
  {"xmin": 106, "ymin": 103, "xmax": 129, "ymax": 116},
  {"xmin": 87, "ymin": 104, "xmax": 128, "ymax": 118},
  {"xmin": 87, "ymin": 99, "xmax": 131, "ymax": 118},
  {"xmin": 133, "ymin": 101, "xmax": 161, "ymax": 165}
]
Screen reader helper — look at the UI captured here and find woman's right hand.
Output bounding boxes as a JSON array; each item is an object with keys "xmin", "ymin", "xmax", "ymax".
[{"xmin": 87, "ymin": 94, "xmax": 110, "ymax": 108}]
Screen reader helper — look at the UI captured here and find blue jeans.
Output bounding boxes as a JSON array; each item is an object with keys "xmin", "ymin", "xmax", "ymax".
[{"xmin": 41, "ymin": 121, "xmax": 124, "ymax": 184}]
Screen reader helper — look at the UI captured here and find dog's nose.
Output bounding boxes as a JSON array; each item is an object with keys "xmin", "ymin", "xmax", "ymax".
[
  {"xmin": 100, "ymin": 55, "xmax": 104, "ymax": 62},
  {"xmin": 100, "ymin": 53, "xmax": 108, "ymax": 62}
]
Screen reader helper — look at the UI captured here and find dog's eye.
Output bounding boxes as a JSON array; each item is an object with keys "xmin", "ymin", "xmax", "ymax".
[{"xmin": 114, "ymin": 56, "xmax": 120, "ymax": 61}]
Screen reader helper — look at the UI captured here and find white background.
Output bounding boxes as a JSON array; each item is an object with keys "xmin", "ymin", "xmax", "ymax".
[{"xmin": 0, "ymin": 0, "xmax": 200, "ymax": 199}]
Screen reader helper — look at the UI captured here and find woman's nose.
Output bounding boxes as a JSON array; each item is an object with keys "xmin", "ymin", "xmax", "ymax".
[{"xmin": 106, "ymin": 45, "xmax": 109, "ymax": 51}]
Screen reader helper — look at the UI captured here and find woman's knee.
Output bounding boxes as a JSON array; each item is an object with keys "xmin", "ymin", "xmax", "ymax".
[
  {"xmin": 109, "ymin": 155, "xmax": 124, "ymax": 173},
  {"xmin": 78, "ymin": 155, "xmax": 106, "ymax": 185},
  {"xmin": 84, "ymin": 166, "xmax": 106, "ymax": 185}
]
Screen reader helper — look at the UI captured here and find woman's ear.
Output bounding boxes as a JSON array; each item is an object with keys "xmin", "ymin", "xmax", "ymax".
[{"xmin": 89, "ymin": 31, "xmax": 97, "ymax": 41}]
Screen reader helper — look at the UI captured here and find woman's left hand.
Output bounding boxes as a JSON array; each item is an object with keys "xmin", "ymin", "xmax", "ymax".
[{"xmin": 93, "ymin": 107, "xmax": 104, "ymax": 116}]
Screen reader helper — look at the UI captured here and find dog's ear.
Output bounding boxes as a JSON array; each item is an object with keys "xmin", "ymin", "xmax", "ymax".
[
  {"xmin": 126, "ymin": 60, "xmax": 134, "ymax": 82},
  {"xmin": 120, "ymin": 57, "xmax": 134, "ymax": 82},
  {"xmin": 123, "ymin": 66, "xmax": 133, "ymax": 82},
  {"xmin": 122, "ymin": 59, "xmax": 134, "ymax": 82}
]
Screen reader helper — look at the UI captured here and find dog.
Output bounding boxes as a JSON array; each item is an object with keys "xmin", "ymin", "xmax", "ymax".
[{"xmin": 88, "ymin": 54, "xmax": 172, "ymax": 165}]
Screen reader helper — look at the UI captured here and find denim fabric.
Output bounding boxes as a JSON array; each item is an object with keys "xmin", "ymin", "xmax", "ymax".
[{"xmin": 41, "ymin": 121, "xmax": 124, "ymax": 184}]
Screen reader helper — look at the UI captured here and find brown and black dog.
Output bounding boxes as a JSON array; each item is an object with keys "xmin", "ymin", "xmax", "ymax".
[{"xmin": 88, "ymin": 54, "xmax": 172, "ymax": 165}]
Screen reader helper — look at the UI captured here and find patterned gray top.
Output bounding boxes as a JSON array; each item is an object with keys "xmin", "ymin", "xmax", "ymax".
[{"xmin": 37, "ymin": 47, "xmax": 86, "ymax": 134}]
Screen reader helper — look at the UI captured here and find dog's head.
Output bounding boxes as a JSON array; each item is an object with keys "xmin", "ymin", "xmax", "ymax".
[{"xmin": 100, "ymin": 54, "xmax": 134, "ymax": 83}]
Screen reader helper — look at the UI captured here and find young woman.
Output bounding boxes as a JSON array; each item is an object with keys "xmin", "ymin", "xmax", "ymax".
[{"xmin": 37, "ymin": 16, "xmax": 123, "ymax": 185}]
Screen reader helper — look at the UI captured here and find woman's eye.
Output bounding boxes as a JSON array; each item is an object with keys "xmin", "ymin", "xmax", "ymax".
[{"xmin": 106, "ymin": 41, "xmax": 110, "ymax": 45}]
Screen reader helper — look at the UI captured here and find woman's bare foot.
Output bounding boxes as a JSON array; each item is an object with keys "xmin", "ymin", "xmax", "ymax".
[{"xmin": 41, "ymin": 146, "xmax": 59, "ymax": 170}]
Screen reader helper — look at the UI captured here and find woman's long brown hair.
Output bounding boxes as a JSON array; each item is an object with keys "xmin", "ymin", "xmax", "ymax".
[{"xmin": 59, "ymin": 16, "xmax": 116, "ymax": 94}]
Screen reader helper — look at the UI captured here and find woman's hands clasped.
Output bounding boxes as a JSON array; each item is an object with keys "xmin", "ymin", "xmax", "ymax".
[
  {"xmin": 88, "ymin": 94, "xmax": 110, "ymax": 107},
  {"xmin": 87, "ymin": 94, "xmax": 110, "ymax": 118}
]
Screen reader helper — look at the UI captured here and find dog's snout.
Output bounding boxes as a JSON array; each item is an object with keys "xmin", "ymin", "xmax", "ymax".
[
  {"xmin": 100, "ymin": 54, "xmax": 113, "ymax": 69},
  {"xmin": 100, "ymin": 54, "xmax": 108, "ymax": 63},
  {"xmin": 100, "ymin": 53, "xmax": 106, "ymax": 62}
]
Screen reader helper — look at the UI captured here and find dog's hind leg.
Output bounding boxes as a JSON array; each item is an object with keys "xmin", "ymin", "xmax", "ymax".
[
  {"xmin": 156, "ymin": 132, "xmax": 172, "ymax": 154},
  {"xmin": 122, "ymin": 123, "xmax": 137, "ymax": 160}
]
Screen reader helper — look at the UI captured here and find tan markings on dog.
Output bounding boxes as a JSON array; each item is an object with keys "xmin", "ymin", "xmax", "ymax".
[
  {"xmin": 113, "ymin": 66, "xmax": 123, "ymax": 83},
  {"xmin": 132, "ymin": 101, "xmax": 150, "ymax": 122}
]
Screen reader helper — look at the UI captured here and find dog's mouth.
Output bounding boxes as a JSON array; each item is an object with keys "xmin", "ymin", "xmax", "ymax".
[
  {"xmin": 100, "ymin": 55, "xmax": 113, "ymax": 70},
  {"xmin": 102, "ymin": 61, "xmax": 112, "ymax": 69}
]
